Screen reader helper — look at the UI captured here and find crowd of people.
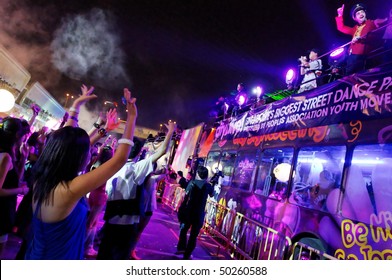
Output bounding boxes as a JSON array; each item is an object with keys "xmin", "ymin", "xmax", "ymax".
[{"xmin": 0, "ymin": 81, "xmax": 216, "ymax": 260}]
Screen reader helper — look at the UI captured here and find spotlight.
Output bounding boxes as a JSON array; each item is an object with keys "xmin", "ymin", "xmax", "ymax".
[
  {"xmin": 285, "ymin": 69, "xmax": 296, "ymax": 86},
  {"xmin": 328, "ymin": 47, "xmax": 346, "ymax": 68},
  {"xmin": 252, "ymin": 86, "xmax": 263, "ymax": 98}
]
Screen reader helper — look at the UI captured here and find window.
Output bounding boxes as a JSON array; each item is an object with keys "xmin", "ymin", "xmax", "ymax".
[
  {"xmin": 205, "ymin": 151, "xmax": 221, "ymax": 178},
  {"xmin": 255, "ymin": 148, "xmax": 294, "ymax": 201},
  {"xmin": 343, "ymin": 144, "xmax": 392, "ymax": 223},
  {"xmin": 290, "ymin": 146, "xmax": 345, "ymax": 212},
  {"xmin": 231, "ymin": 150, "xmax": 259, "ymax": 191},
  {"xmin": 205, "ymin": 150, "xmax": 237, "ymax": 187},
  {"xmin": 220, "ymin": 151, "xmax": 237, "ymax": 187}
]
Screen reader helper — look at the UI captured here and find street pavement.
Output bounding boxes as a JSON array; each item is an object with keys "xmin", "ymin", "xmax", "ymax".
[{"xmin": 0, "ymin": 201, "xmax": 232, "ymax": 261}]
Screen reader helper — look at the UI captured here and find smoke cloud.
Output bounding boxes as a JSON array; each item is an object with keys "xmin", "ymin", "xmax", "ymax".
[
  {"xmin": 0, "ymin": 0, "xmax": 62, "ymax": 89},
  {"xmin": 0, "ymin": 1, "xmax": 133, "ymax": 128},
  {"xmin": 51, "ymin": 8, "xmax": 131, "ymax": 90}
]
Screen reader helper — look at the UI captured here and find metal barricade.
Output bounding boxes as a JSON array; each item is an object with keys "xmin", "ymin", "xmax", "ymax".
[
  {"xmin": 228, "ymin": 212, "xmax": 291, "ymax": 260},
  {"xmin": 203, "ymin": 200, "xmax": 292, "ymax": 260},
  {"xmin": 289, "ymin": 241, "xmax": 337, "ymax": 260},
  {"xmin": 203, "ymin": 199, "xmax": 236, "ymax": 249},
  {"xmin": 169, "ymin": 195, "xmax": 333, "ymax": 260}
]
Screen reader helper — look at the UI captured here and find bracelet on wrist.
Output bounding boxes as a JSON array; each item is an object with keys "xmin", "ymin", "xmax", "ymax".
[
  {"xmin": 118, "ymin": 138, "xmax": 134, "ymax": 146},
  {"xmin": 98, "ymin": 128, "xmax": 108, "ymax": 137},
  {"xmin": 69, "ymin": 107, "xmax": 79, "ymax": 113},
  {"xmin": 70, "ymin": 116, "xmax": 78, "ymax": 122}
]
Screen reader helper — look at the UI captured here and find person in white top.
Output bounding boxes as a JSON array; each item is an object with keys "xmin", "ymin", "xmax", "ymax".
[
  {"xmin": 298, "ymin": 48, "xmax": 323, "ymax": 93},
  {"xmin": 97, "ymin": 121, "xmax": 176, "ymax": 260}
]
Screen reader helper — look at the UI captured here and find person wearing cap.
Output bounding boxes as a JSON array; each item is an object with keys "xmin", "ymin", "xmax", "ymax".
[
  {"xmin": 335, "ymin": 3, "xmax": 386, "ymax": 75},
  {"xmin": 298, "ymin": 48, "xmax": 323, "ymax": 93}
]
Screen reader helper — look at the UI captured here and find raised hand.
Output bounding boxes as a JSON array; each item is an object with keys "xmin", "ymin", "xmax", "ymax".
[
  {"xmin": 105, "ymin": 108, "xmax": 120, "ymax": 131},
  {"xmin": 72, "ymin": 84, "xmax": 97, "ymax": 108},
  {"xmin": 123, "ymin": 88, "xmax": 137, "ymax": 118},
  {"xmin": 337, "ymin": 4, "xmax": 344, "ymax": 17},
  {"xmin": 30, "ymin": 103, "xmax": 41, "ymax": 115},
  {"xmin": 164, "ymin": 120, "xmax": 177, "ymax": 133}
]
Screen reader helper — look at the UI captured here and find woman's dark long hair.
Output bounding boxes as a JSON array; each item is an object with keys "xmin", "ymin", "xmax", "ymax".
[
  {"xmin": 31, "ymin": 126, "xmax": 90, "ymax": 206},
  {"xmin": 0, "ymin": 117, "xmax": 23, "ymax": 155}
]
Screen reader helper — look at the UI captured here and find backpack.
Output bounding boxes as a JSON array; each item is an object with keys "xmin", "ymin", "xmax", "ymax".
[{"xmin": 103, "ymin": 175, "xmax": 149, "ymax": 221}]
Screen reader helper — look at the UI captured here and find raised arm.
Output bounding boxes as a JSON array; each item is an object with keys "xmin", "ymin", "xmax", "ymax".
[
  {"xmin": 69, "ymin": 88, "xmax": 137, "ymax": 197},
  {"xmin": 65, "ymin": 84, "xmax": 97, "ymax": 128},
  {"xmin": 337, "ymin": 4, "xmax": 344, "ymax": 17},
  {"xmin": 89, "ymin": 109, "xmax": 120, "ymax": 145},
  {"xmin": 58, "ymin": 112, "xmax": 69, "ymax": 128},
  {"xmin": 87, "ymin": 112, "xmax": 106, "ymax": 138},
  {"xmin": 335, "ymin": 4, "xmax": 355, "ymax": 35},
  {"xmin": 149, "ymin": 121, "xmax": 177, "ymax": 163},
  {"xmin": 28, "ymin": 104, "xmax": 41, "ymax": 127}
]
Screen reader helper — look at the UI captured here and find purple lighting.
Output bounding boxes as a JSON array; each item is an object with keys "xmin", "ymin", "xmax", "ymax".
[
  {"xmin": 330, "ymin": 47, "xmax": 345, "ymax": 57},
  {"xmin": 252, "ymin": 86, "xmax": 263, "ymax": 98},
  {"xmin": 237, "ymin": 94, "xmax": 247, "ymax": 106},
  {"xmin": 329, "ymin": 47, "xmax": 346, "ymax": 68},
  {"xmin": 285, "ymin": 69, "xmax": 295, "ymax": 84}
]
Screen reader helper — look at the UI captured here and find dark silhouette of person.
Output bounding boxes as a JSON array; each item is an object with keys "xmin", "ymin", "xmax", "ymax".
[{"xmin": 176, "ymin": 166, "xmax": 214, "ymax": 259}]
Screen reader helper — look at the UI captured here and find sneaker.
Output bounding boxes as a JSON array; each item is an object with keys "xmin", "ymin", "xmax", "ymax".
[
  {"xmin": 86, "ymin": 248, "xmax": 98, "ymax": 257},
  {"xmin": 175, "ymin": 250, "xmax": 185, "ymax": 255}
]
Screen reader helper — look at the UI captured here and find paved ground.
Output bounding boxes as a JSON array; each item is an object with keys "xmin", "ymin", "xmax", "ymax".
[{"xmin": 0, "ymin": 201, "xmax": 232, "ymax": 261}]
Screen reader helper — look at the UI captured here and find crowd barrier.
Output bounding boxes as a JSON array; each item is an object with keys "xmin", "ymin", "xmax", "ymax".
[
  {"xmin": 203, "ymin": 199, "xmax": 291, "ymax": 260},
  {"xmin": 161, "ymin": 182, "xmax": 186, "ymax": 211},
  {"xmin": 288, "ymin": 241, "xmax": 337, "ymax": 260},
  {"xmin": 160, "ymin": 181, "xmax": 336, "ymax": 260}
]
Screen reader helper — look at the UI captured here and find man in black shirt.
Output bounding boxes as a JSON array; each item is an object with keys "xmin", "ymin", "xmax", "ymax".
[{"xmin": 177, "ymin": 171, "xmax": 188, "ymax": 189}]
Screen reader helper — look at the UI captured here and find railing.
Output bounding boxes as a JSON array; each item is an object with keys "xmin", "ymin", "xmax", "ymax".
[
  {"xmin": 288, "ymin": 242, "xmax": 337, "ymax": 260},
  {"xmin": 203, "ymin": 199, "xmax": 291, "ymax": 260},
  {"xmin": 161, "ymin": 182, "xmax": 186, "ymax": 211},
  {"xmin": 160, "ymin": 183, "xmax": 342, "ymax": 260}
]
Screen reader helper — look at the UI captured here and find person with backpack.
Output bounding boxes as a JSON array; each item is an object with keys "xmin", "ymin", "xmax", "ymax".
[
  {"xmin": 176, "ymin": 166, "xmax": 214, "ymax": 260},
  {"xmin": 97, "ymin": 121, "xmax": 176, "ymax": 260}
]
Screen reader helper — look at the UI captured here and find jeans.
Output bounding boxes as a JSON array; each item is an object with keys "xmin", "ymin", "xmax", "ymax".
[{"xmin": 177, "ymin": 221, "xmax": 203, "ymax": 259}]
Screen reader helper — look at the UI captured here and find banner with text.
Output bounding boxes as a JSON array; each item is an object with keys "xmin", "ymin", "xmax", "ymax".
[{"xmin": 215, "ymin": 67, "xmax": 392, "ymax": 142}]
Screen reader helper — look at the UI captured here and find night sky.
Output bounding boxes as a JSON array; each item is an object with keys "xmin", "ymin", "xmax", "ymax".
[{"xmin": 0, "ymin": 0, "xmax": 389, "ymax": 130}]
